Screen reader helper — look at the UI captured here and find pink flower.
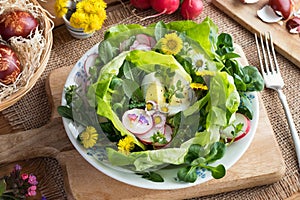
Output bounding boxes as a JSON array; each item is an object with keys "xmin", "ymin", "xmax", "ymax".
[
  {"xmin": 28, "ymin": 174, "xmax": 38, "ymax": 185},
  {"xmin": 21, "ymin": 173, "xmax": 28, "ymax": 180},
  {"xmin": 27, "ymin": 185, "xmax": 37, "ymax": 196}
]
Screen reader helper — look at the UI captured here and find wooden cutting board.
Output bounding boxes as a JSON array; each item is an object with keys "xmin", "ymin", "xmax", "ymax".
[
  {"xmin": 51, "ymin": 54, "xmax": 284, "ymax": 198},
  {"xmin": 0, "ymin": 45, "xmax": 285, "ymax": 199},
  {"xmin": 212, "ymin": 0, "xmax": 300, "ymax": 68},
  {"xmin": 52, "ymin": 67, "xmax": 285, "ymax": 199}
]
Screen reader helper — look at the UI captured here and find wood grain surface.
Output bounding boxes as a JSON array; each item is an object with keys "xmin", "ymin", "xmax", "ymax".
[{"xmin": 212, "ymin": 0, "xmax": 300, "ymax": 68}]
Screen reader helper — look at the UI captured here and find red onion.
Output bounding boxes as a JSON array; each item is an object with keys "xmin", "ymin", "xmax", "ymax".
[
  {"xmin": 0, "ymin": 10, "xmax": 39, "ymax": 41},
  {"xmin": 286, "ymin": 16, "xmax": 300, "ymax": 33},
  {"xmin": 0, "ymin": 43, "xmax": 22, "ymax": 85}
]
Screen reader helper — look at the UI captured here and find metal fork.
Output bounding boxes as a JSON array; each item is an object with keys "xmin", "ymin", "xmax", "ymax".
[{"xmin": 255, "ymin": 32, "xmax": 300, "ymax": 168}]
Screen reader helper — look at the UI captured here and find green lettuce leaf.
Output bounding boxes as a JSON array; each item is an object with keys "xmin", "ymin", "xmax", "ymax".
[{"xmin": 126, "ymin": 50, "xmax": 192, "ymax": 83}]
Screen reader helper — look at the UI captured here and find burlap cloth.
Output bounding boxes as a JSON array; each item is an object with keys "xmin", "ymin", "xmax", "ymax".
[{"xmin": 1, "ymin": 1, "xmax": 300, "ymax": 199}]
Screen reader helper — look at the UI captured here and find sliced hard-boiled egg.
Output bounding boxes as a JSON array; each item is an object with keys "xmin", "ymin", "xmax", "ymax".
[
  {"xmin": 168, "ymin": 72, "xmax": 193, "ymax": 115},
  {"xmin": 142, "ymin": 72, "xmax": 166, "ymax": 106}
]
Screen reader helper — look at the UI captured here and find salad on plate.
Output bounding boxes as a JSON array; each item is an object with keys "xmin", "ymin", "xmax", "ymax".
[{"xmin": 58, "ymin": 18, "xmax": 264, "ymax": 187}]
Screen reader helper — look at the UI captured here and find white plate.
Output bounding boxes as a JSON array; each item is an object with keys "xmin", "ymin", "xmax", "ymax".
[{"xmin": 62, "ymin": 43, "xmax": 259, "ymax": 190}]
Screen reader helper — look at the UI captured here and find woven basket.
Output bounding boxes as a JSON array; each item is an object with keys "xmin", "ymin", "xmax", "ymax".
[{"xmin": 0, "ymin": 0, "xmax": 53, "ymax": 111}]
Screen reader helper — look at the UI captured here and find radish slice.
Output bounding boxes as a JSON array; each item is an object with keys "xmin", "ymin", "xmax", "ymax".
[
  {"xmin": 257, "ymin": 5, "xmax": 283, "ymax": 23},
  {"xmin": 122, "ymin": 109, "xmax": 153, "ymax": 135},
  {"xmin": 220, "ymin": 113, "xmax": 251, "ymax": 142},
  {"xmin": 138, "ymin": 125, "xmax": 173, "ymax": 147},
  {"xmin": 84, "ymin": 53, "xmax": 98, "ymax": 76}
]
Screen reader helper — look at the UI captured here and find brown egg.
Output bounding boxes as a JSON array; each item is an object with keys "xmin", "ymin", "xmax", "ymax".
[
  {"xmin": 0, "ymin": 10, "xmax": 39, "ymax": 41},
  {"xmin": 0, "ymin": 43, "xmax": 22, "ymax": 85}
]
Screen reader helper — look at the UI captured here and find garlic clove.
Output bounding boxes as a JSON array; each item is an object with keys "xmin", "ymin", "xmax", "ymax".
[
  {"xmin": 240, "ymin": 0, "xmax": 259, "ymax": 3},
  {"xmin": 257, "ymin": 4, "xmax": 283, "ymax": 23}
]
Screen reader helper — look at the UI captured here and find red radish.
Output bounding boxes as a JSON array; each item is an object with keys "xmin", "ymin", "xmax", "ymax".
[
  {"xmin": 130, "ymin": 0, "xmax": 152, "ymax": 10},
  {"xmin": 141, "ymin": 0, "xmax": 180, "ymax": 20},
  {"xmin": 220, "ymin": 113, "xmax": 251, "ymax": 142},
  {"xmin": 0, "ymin": 43, "xmax": 22, "ymax": 85},
  {"xmin": 0, "ymin": 10, "xmax": 39, "ymax": 41},
  {"xmin": 180, "ymin": 0, "xmax": 204, "ymax": 20},
  {"xmin": 122, "ymin": 109, "xmax": 153, "ymax": 135}
]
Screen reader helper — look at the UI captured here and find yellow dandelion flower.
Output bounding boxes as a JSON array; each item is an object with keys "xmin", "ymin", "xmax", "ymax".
[
  {"xmin": 117, "ymin": 136, "xmax": 135, "ymax": 155},
  {"xmin": 54, "ymin": 0, "xmax": 69, "ymax": 18},
  {"xmin": 195, "ymin": 70, "xmax": 215, "ymax": 77},
  {"xmin": 80, "ymin": 126, "xmax": 98, "ymax": 148},
  {"xmin": 77, "ymin": 1, "xmax": 96, "ymax": 14},
  {"xmin": 84, "ymin": 13, "xmax": 106, "ymax": 33},
  {"xmin": 160, "ymin": 33, "xmax": 183, "ymax": 55},
  {"xmin": 190, "ymin": 83, "xmax": 208, "ymax": 90},
  {"xmin": 76, "ymin": 0, "xmax": 107, "ymax": 15},
  {"xmin": 96, "ymin": 7, "xmax": 107, "ymax": 21},
  {"xmin": 69, "ymin": 12, "xmax": 88, "ymax": 29},
  {"xmin": 95, "ymin": 0, "xmax": 107, "ymax": 9}
]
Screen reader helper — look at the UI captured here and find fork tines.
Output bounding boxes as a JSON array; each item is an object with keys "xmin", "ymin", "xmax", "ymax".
[{"xmin": 255, "ymin": 32, "xmax": 280, "ymax": 75}]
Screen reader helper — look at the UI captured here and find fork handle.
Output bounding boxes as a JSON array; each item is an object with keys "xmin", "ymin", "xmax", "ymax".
[{"xmin": 277, "ymin": 89, "xmax": 300, "ymax": 167}]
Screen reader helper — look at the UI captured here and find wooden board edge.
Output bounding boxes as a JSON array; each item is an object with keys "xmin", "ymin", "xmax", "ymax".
[{"xmin": 211, "ymin": 0, "xmax": 300, "ymax": 68}]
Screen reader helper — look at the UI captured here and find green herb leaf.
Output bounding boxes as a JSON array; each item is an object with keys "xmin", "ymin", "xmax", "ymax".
[
  {"xmin": 154, "ymin": 21, "xmax": 167, "ymax": 41},
  {"xmin": 205, "ymin": 142, "xmax": 226, "ymax": 163},
  {"xmin": 57, "ymin": 106, "xmax": 73, "ymax": 120},
  {"xmin": 242, "ymin": 66, "xmax": 264, "ymax": 91},
  {"xmin": 202, "ymin": 164, "xmax": 226, "ymax": 179},
  {"xmin": 99, "ymin": 40, "xmax": 115, "ymax": 64},
  {"xmin": 0, "ymin": 179, "xmax": 6, "ymax": 196},
  {"xmin": 177, "ymin": 166, "xmax": 198, "ymax": 183},
  {"xmin": 238, "ymin": 93, "xmax": 253, "ymax": 120},
  {"xmin": 151, "ymin": 132, "xmax": 167, "ymax": 144},
  {"xmin": 136, "ymin": 172, "xmax": 164, "ymax": 182}
]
